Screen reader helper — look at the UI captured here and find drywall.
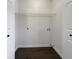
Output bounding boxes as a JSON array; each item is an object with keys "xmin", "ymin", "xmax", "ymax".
[
  {"xmin": 15, "ymin": 0, "xmax": 53, "ymax": 48},
  {"xmin": 15, "ymin": 14, "xmax": 19, "ymax": 50},
  {"xmin": 52, "ymin": 0, "xmax": 63, "ymax": 13},
  {"xmin": 16, "ymin": 14, "xmax": 53, "ymax": 47},
  {"xmin": 7, "ymin": 0, "xmax": 15, "ymax": 59},
  {"xmin": 15, "ymin": 0, "xmax": 19, "ymax": 50},
  {"xmin": 51, "ymin": 10, "xmax": 63, "ymax": 57},
  {"xmin": 62, "ymin": 1, "xmax": 72, "ymax": 59},
  {"xmin": 51, "ymin": 0, "xmax": 72, "ymax": 58},
  {"xmin": 51, "ymin": 0, "xmax": 63, "ymax": 57},
  {"xmin": 16, "ymin": 0, "xmax": 53, "ymax": 14}
]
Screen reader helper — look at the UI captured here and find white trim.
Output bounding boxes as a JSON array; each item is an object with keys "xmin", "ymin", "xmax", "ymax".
[
  {"xmin": 18, "ymin": 44, "xmax": 51, "ymax": 48},
  {"xmin": 53, "ymin": 47, "xmax": 62, "ymax": 58},
  {"xmin": 51, "ymin": 43, "xmax": 63, "ymax": 58},
  {"xmin": 15, "ymin": 47, "xmax": 18, "ymax": 52}
]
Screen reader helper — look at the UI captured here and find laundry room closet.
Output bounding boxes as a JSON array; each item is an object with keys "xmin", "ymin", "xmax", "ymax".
[
  {"xmin": 6, "ymin": 0, "xmax": 72, "ymax": 59},
  {"xmin": 15, "ymin": 0, "xmax": 54, "ymax": 49}
]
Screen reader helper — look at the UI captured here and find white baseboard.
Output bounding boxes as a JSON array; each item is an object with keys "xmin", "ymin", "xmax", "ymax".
[
  {"xmin": 53, "ymin": 47, "xmax": 62, "ymax": 58},
  {"xmin": 51, "ymin": 43, "xmax": 62, "ymax": 58},
  {"xmin": 15, "ymin": 47, "xmax": 18, "ymax": 52},
  {"xmin": 18, "ymin": 44, "xmax": 51, "ymax": 48}
]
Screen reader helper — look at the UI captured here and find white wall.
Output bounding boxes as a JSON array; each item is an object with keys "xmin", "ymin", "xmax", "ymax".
[
  {"xmin": 15, "ymin": 0, "xmax": 19, "ymax": 50},
  {"xmin": 51, "ymin": 11, "xmax": 63, "ymax": 57},
  {"xmin": 62, "ymin": 0, "xmax": 72, "ymax": 59},
  {"xmin": 16, "ymin": 14, "xmax": 53, "ymax": 47},
  {"xmin": 16, "ymin": 0, "xmax": 53, "ymax": 14},
  {"xmin": 51, "ymin": 0, "xmax": 72, "ymax": 59},
  {"xmin": 52, "ymin": 0, "xmax": 62, "ymax": 13},
  {"xmin": 7, "ymin": 0, "xmax": 15, "ymax": 59},
  {"xmin": 15, "ymin": 0, "xmax": 53, "ymax": 48},
  {"xmin": 15, "ymin": 14, "xmax": 19, "ymax": 50},
  {"xmin": 51, "ymin": 0, "xmax": 63, "ymax": 57}
]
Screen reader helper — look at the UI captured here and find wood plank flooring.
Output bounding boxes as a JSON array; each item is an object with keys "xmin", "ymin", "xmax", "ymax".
[{"xmin": 15, "ymin": 47, "xmax": 62, "ymax": 59}]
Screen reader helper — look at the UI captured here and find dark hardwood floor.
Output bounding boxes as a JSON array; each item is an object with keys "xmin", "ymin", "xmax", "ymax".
[{"xmin": 15, "ymin": 47, "xmax": 62, "ymax": 59}]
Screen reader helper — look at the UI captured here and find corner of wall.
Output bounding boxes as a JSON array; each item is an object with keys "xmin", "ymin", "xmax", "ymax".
[{"xmin": 51, "ymin": 43, "xmax": 63, "ymax": 58}]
